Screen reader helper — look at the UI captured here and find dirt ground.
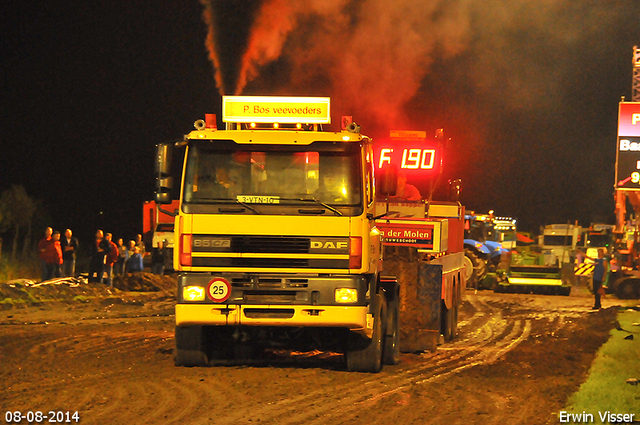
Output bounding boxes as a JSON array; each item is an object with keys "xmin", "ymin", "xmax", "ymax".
[{"xmin": 0, "ymin": 274, "xmax": 636, "ymax": 425}]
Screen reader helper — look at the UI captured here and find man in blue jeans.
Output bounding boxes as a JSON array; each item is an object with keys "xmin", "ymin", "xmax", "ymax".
[{"xmin": 590, "ymin": 248, "xmax": 609, "ymax": 310}]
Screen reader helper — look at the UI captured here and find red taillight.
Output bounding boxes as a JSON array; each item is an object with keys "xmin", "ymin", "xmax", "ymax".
[
  {"xmin": 180, "ymin": 234, "xmax": 192, "ymax": 266},
  {"xmin": 349, "ymin": 237, "xmax": 362, "ymax": 269}
]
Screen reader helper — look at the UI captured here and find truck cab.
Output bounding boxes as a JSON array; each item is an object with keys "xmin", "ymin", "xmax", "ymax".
[
  {"xmin": 156, "ymin": 97, "xmax": 465, "ymax": 371},
  {"xmin": 156, "ymin": 96, "xmax": 395, "ymax": 372}
]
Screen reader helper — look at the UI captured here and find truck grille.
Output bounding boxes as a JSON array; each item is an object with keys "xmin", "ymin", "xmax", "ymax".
[
  {"xmin": 244, "ymin": 291, "xmax": 297, "ymax": 303},
  {"xmin": 232, "ymin": 236, "xmax": 309, "ymax": 253}
]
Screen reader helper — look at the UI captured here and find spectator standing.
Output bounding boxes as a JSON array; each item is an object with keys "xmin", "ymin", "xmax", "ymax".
[
  {"xmin": 43, "ymin": 231, "xmax": 63, "ymax": 280},
  {"xmin": 60, "ymin": 229, "xmax": 79, "ymax": 277},
  {"xmin": 114, "ymin": 238, "xmax": 129, "ymax": 276},
  {"xmin": 135, "ymin": 234, "xmax": 147, "ymax": 258},
  {"xmin": 127, "ymin": 240, "xmax": 136, "ymax": 258},
  {"xmin": 89, "ymin": 230, "xmax": 111, "ymax": 283},
  {"xmin": 103, "ymin": 233, "xmax": 119, "ymax": 287},
  {"xmin": 126, "ymin": 246, "xmax": 144, "ymax": 273},
  {"xmin": 590, "ymin": 248, "xmax": 609, "ymax": 310},
  {"xmin": 151, "ymin": 240, "xmax": 166, "ymax": 275},
  {"xmin": 37, "ymin": 227, "xmax": 53, "ymax": 281}
]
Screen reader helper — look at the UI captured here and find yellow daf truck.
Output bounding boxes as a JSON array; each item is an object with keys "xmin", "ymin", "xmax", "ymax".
[{"xmin": 155, "ymin": 96, "xmax": 464, "ymax": 372}]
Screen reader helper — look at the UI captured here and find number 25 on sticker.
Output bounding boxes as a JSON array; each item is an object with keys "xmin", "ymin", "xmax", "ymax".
[{"xmin": 207, "ymin": 278, "xmax": 231, "ymax": 302}]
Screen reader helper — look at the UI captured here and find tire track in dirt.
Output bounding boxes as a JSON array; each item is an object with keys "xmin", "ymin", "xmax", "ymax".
[
  {"xmin": 201, "ymin": 296, "xmax": 532, "ymax": 424},
  {"xmin": 28, "ymin": 330, "xmax": 172, "ymax": 357}
]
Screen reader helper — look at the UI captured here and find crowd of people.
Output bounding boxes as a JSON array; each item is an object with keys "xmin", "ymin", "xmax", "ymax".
[{"xmin": 37, "ymin": 227, "xmax": 170, "ymax": 285}]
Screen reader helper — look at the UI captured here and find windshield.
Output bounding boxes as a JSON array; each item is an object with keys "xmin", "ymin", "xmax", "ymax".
[
  {"xmin": 543, "ymin": 235, "xmax": 573, "ymax": 246},
  {"xmin": 465, "ymin": 221, "xmax": 496, "ymax": 242},
  {"xmin": 183, "ymin": 140, "xmax": 362, "ymax": 206},
  {"xmin": 587, "ymin": 234, "xmax": 611, "ymax": 247}
]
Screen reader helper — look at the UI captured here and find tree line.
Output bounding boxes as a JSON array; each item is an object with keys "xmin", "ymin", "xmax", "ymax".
[{"xmin": 0, "ymin": 185, "xmax": 47, "ymax": 261}]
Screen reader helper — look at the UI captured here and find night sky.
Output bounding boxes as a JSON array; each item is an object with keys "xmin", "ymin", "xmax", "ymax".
[{"xmin": 2, "ymin": 1, "xmax": 640, "ymax": 247}]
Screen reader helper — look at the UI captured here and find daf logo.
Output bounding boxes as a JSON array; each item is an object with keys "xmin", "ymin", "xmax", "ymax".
[{"xmin": 311, "ymin": 241, "xmax": 348, "ymax": 250}]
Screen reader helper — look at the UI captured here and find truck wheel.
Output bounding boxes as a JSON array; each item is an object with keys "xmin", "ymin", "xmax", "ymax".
[
  {"xmin": 346, "ymin": 294, "xmax": 387, "ymax": 372},
  {"xmin": 383, "ymin": 293, "xmax": 400, "ymax": 365},
  {"xmin": 174, "ymin": 325, "xmax": 209, "ymax": 367},
  {"xmin": 615, "ymin": 279, "xmax": 640, "ymax": 299},
  {"xmin": 559, "ymin": 286, "xmax": 572, "ymax": 296}
]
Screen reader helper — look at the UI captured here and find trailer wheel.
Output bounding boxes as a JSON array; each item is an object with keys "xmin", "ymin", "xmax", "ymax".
[
  {"xmin": 441, "ymin": 301, "xmax": 455, "ymax": 342},
  {"xmin": 174, "ymin": 325, "xmax": 209, "ymax": 367},
  {"xmin": 346, "ymin": 294, "xmax": 387, "ymax": 372},
  {"xmin": 383, "ymin": 291, "xmax": 400, "ymax": 365},
  {"xmin": 450, "ymin": 286, "xmax": 459, "ymax": 339}
]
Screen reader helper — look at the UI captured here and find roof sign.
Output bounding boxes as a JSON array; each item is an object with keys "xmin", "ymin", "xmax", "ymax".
[
  {"xmin": 390, "ymin": 130, "xmax": 427, "ymax": 140},
  {"xmin": 222, "ymin": 96, "xmax": 331, "ymax": 124}
]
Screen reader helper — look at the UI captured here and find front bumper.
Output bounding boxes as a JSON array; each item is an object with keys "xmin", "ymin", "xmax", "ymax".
[
  {"xmin": 175, "ymin": 272, "xmax": 372, "ymax": 332},
  {"xmin": 176, "ymin": 303, "xmax": 368, "ymax": 331}
]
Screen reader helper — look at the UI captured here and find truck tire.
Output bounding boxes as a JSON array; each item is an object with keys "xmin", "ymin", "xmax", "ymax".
[
  {"xmin": 615, "ymin": 278, "xmax": 640, "ymax": 299},
  {"xmin": 346, "ymin": 294, "xmax": 387, "ymax": 372},
  {"xmin": 174, "ymin": 325, "xmax": 209, "ymax": 367},
  {"xmin": 558, "ymin": 286, "xmax": 572, "ymax": 296},
  {"xmin": 383, "ymin": 292, "xmax": 400, "ymax": 365}
]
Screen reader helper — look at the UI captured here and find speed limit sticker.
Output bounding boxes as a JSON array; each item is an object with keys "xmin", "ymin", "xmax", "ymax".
[{"xmin": 207, "ymin": 278, "xmax": 231, "ymax": 303}]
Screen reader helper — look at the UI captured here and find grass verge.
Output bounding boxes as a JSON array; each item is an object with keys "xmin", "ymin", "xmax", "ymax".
[{"xmin": 563, "ymin": 307, "xmax": 640, "ymax": 423}]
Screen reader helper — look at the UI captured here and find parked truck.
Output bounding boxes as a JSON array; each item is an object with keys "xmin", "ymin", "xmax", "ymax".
[
  {"xmin": 495, "ymin": 223, "xmax": 577, "ymax": 295},
  {"xmin": 142, "ymin": 199, "xmax": 179, "ymax": 269},
  {"xmin": 155, "ymin": 96, "xmax": 465, "ymax": 372}
]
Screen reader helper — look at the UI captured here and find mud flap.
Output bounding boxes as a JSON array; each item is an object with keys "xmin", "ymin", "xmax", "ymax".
[
  {"xmin": 382, "ymin": 247, "xmax": 443, "ymax": 353},
  {"xmin": 400, "ymin": 262, "xmax": 443, "ymax": 352}
]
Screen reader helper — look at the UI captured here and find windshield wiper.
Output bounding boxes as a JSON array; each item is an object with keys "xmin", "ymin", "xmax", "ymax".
[
  {"xmin": 191, "ymin": 198, "xmax": 261, "ymax": 214},
  {"xmin": 280, "ymin": 198, "xmax": 343, "ymax": 216},
  {"xmin": 232, "ymin": 200, "xmax": 261, "ymax": 214}
]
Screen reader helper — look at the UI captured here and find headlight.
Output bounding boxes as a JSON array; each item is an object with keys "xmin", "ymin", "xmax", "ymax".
[
  {"xmin": 335, "ymin": 288, "xmax": 358, "ymax": 303},
  {"xmin": 183, "ymin": 286, "xmax": 205, "ymax": 301}
]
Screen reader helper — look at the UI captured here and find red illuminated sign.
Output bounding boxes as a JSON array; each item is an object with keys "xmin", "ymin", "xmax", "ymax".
[
  {"xmin": 376, "ymin": 147, "xmax": 438, "ymax": 170},
  {"xmin": 618, "ymin": 102, "xmax": 640, "ymax": 137},
  {"xmin": 378, "ymin": 148, "xmax": 436, "ymax": 169}
]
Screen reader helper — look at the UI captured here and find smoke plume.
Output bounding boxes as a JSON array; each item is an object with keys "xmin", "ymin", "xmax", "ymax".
[
  {"xmin": 199, "ymin": 0, "xmax": 474, "ymax": 127},
  {"xmin": 198, "ymin": 0, "xmax": 620, "ymax": 130},
  {"xmin": 197, "ymin": 0, "xmax": 640, "ymax": 230}
]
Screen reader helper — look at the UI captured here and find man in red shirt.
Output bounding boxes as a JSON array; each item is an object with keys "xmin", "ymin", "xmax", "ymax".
[
  {"xmin": 37, "ymin": 227, "xmax": 53, "ymax": 282},
  {"xmin": 103, "ymin": 233, "xmax": 119, "ymax": 287},
  {"xmin": 43, "ymin": 231, "xmax": 63, "ymax": 281},
  {"xmin": 390, "ymin": 171, "xmax": 422, "ymax": 201}
]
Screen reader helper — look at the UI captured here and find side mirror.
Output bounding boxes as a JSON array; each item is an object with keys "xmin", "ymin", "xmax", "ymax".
[
  {"xmin": 377, "ymin": 165, "xmax": 398, "ymax": 197},
  {"xmin": 155, "ymin": 192, "xmax": 172, "ymax": 204},
  {"xmin": 155, "ymin": 143, "xmax": 173, "ymax": 176},
  {"xmin": 155, "ymin": 143, "xmax": 174, "ymax": 204}
]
